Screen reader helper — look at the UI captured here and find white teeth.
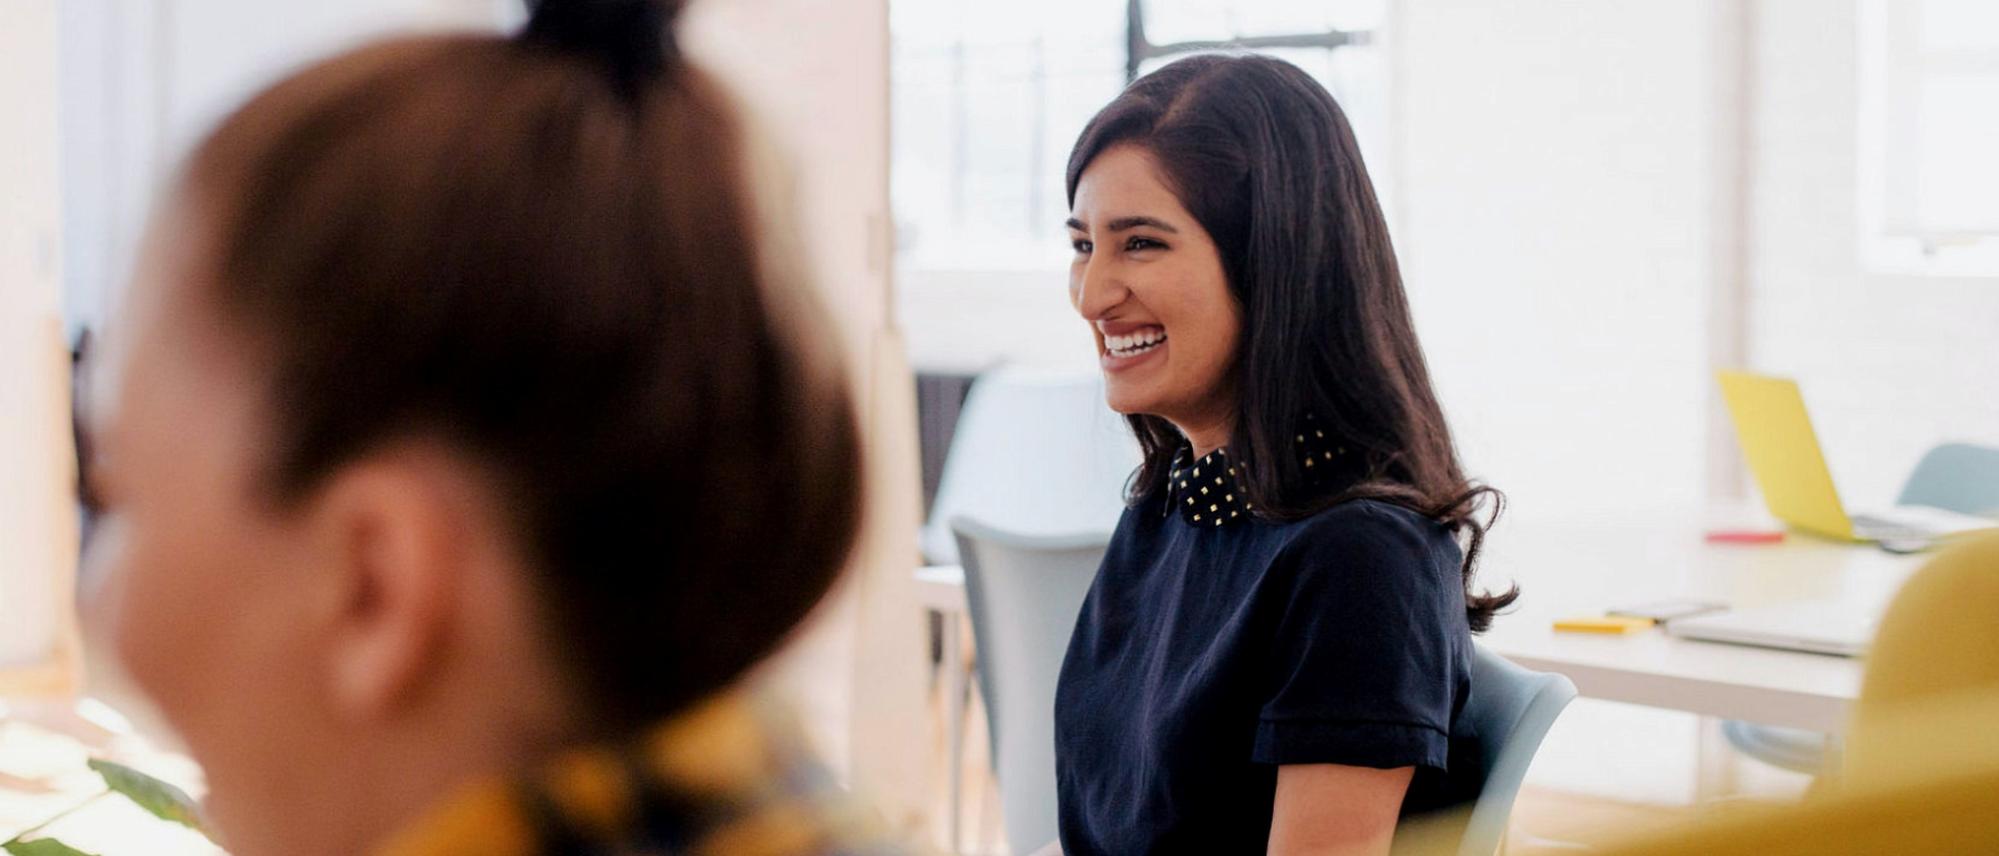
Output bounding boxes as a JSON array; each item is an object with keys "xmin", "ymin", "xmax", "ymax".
[{"xmin": 1105, "ymin": 328, "xmax": 1167, "ymax": 357}]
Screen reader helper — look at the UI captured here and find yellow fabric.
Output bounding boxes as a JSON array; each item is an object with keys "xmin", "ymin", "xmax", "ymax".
[
  {"xmin": 541, "ymin": 748, "xmax": 637, "ymax": 839},
  {"xmin": 1860, "ymin": 532, "xmax": 1999, "ymax": 702},
  {"xmin": 645, "ymin": 692, "xmax": 779, "ymax": 799},
  {"xmin": 374, "ymin": 778, "xmax": 538, "ymax": 856},
  {"xmin": 372, "ymin": 690, "xmax": 898, "ymax": 856},
  {"xmin": 1585, "ymin": 532, "xmax": 1999, "ymax": 855},
  {"xmin": 1589, "ymin": 754, "xmax": 1999, "ymax": 855}
]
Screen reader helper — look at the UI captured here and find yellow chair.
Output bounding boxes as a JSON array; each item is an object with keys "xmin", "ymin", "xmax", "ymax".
[{"xmin": 1594, "ymin": 531, "xmax": 1999, "ymax": 855}]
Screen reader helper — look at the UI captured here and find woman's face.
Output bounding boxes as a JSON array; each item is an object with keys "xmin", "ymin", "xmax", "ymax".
[
  {"xmin": 1068, "ymin": 144, "xmax": 1240, "ymax": 432},
  {"xmin": 84, "ymin": 202, "xmax": 587, "ymax": 856},
  {"xmin": 85, "ymin": 217, "xmax": 350, "ymax": 852}
]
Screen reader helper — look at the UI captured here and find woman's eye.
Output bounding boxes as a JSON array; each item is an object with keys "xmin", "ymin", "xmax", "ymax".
[
  {"xmin": 1125, "ymin": 236, "xmax": 1164, "ymax": 252},
  {"xmin": 1071, "ymin": 238, "xmax": 1093, "ymax": 254}
]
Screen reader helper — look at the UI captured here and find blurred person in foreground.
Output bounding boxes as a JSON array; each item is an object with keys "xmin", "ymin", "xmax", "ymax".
[{"xmin": 81, "ymin": 1, "xmax": 899, "ymax": 853}]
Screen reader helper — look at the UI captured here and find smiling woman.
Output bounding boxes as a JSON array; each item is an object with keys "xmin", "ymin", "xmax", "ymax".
[
  {"xmin": 1067, "ymin": 146, "xmax": 1241, "ymax": 455},
  {"xmin": 1053, "ymin": 54, "xmax": 1518, "ymax": 856}
]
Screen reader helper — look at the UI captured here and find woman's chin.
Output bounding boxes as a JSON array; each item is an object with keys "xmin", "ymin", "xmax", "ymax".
[{"xmin": 1101, "ymin": 383, "xmax": 1160, "ymax": 417}]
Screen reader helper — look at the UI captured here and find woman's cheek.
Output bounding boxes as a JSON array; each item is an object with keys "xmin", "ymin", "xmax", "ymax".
[
  {"xmin": 104, "ymin": 515, "xmax": 234, "ymax": 725},
  {"xmin": 105, "ymin": 535, "xmax": 181, "ymax": 703}
]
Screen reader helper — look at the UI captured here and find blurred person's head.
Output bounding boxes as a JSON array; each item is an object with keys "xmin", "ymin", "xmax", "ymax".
[
  {"xmin": 1065, "ymin": 54, "xmax": 1514, "ymax": 630},
  {"xmin": 82, "ymin": 1, "xmax": 862, "ymax": 853}
]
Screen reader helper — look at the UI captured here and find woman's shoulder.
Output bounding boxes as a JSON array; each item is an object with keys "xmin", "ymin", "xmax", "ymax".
[
  {"xmin": 1268, "ymin": 499, "xmax": 1462, "ymax": 589},
  {"xmin": 1282, "ymin": 497, "xmax": 1455, "ymax": 550}
]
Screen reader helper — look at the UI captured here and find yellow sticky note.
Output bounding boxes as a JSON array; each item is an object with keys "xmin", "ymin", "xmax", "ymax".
[{"xmin": 1553, "ymin": 616, "xmax": 1656, "ymax": 634}]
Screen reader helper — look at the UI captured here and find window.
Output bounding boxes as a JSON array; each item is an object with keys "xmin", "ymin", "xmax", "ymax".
[
  {"xmin": 1860, "ymin": 0, "xmax": 1999, "ymax": 275},
  {"xmin": 890, "ymin": 0, "xmax": 1390, "ymax": 274}
]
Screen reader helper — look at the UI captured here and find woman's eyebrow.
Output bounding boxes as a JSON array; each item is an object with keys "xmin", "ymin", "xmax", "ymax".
[{"xmin": 1065, "ymin": 215, "xmax": 1181, "ymax": 234}]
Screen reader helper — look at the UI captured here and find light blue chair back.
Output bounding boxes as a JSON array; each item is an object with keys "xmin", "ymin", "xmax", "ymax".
[
  {"xmin": 1452, "ymin": 645, "xmax": 1578, "ymax": 856},
  {"xmin": 1896, "ymin": 443, "xmax": 1999, "ymax": 516},
  {"xmin": 951, "ymin": 516, "xmax": 1109, "ymax": 855}
]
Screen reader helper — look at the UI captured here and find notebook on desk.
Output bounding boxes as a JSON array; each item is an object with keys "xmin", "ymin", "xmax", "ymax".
[
  {"xmin": 1716, "ymin": 370, "xmax": 1997, "ymax": 543},
  {"xmin": 1668, "ymin": 601, "xmax": 1877, "ymax": 658}
]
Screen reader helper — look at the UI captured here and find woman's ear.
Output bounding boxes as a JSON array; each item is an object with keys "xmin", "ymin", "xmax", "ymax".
[{"xmin": 312, "ymin": 451, "xmax": 469, "ymax": 722}]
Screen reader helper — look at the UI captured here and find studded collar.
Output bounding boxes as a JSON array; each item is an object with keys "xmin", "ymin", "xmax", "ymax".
[{"xmin": 1167, "ymin": 421, "xmax": 1347, "ymax": 528}]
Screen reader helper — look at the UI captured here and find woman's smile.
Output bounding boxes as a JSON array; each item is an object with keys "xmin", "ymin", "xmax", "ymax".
[{"xmin": 1102, "ymin": 325, "xmax": 1169, "ymax": 370}]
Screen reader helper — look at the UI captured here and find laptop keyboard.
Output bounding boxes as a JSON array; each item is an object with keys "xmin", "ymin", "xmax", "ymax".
[{"xmin": 1849, "ymin": 513, "xmax": 1934, "ymax": 541}]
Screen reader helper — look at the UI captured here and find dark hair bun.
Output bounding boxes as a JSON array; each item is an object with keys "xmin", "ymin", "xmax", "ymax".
[{"xmin": 521, "ymin": 0, "xmax": 680, "ymax": 97}]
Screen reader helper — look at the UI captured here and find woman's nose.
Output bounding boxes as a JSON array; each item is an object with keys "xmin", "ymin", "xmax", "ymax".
[{"xmin": 1073, "ymin": 258, "xmax": 1126, "ymax": 320}]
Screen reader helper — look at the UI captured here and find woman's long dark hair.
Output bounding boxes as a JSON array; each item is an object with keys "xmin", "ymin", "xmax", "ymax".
[{"xmin": 1067, "ymin": 54, "xmax": 1517, "ymax": 632}]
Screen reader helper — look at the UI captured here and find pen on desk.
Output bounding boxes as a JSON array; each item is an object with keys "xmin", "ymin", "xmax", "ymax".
[
  {"xmin": 1705, "ymin": 529, "xmax": 1786, "ymax": 545},
  {"xmin": 1553, "ymin": 616, "xmax": 1656, "ymax": 634}
]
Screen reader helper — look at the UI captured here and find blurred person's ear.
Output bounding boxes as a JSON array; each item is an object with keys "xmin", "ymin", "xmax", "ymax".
[{"xmin": 309, "ymin": 447, "xmax": 490, "ymax": 721}]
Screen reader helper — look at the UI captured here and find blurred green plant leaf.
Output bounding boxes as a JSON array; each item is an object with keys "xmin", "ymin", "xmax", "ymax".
[
  {"xmin": 3, "ymin": 839, "xmax": 100, "ymax": 856},
  {"xmin": 85, "ymin": 759, "xmax": 207, "ymax": 837}
]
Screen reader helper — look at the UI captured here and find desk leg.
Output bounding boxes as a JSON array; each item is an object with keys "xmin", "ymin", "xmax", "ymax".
[
  {"xmin": 943, "ymin": 609, "xmax": 966, "ymax": 856},
  {"xmin": 1695, "ymin": 716, "xmax": 1738, "ymax": 801},
  {"xmin": 1822, "ymin": 732, "xmax": 1845, "ymax": 789}
]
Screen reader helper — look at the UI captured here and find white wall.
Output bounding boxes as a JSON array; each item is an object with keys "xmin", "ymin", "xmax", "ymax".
[
  {"xmin": 1392, "ymin": 0, "xmax": 1999, "ymax": 808},
  {"xmin": 682, "ymin": 0, "xmax": 930, "ymax": 836},
  {"xmin": 57, "ymin": 0, "xmax": 498, "ymax": 333},
  {"xmin": 1749, "ymin": 0, "xmax": 1999, "ymax": 505},
  {"xmin": 1393, "ymin": 0, "xmax": 1758, "ymax": 808},
  {"xmin": 898, "ymin": 268, "xmax": 1097, "ymax": 374},
  {"xmin": 1, "ymin": 0, "xmax": 80, "ymax": 681},
  {"xmin": 1394, "ymin": 0, "xmax": 1727, "ymax": 519}
]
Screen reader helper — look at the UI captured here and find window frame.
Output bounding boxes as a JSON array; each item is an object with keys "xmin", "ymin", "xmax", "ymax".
[{"xmin": 1857, "ymin": 0, "xmax": 1999, "ymax": 277}]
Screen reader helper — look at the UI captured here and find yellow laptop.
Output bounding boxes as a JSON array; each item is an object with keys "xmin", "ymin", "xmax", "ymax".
[{"xmin": 1717, "ymin": 370, "xmax": 1996, "ymax": 542}]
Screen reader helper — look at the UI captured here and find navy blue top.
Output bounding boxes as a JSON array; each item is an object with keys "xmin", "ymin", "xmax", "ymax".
[{"xmin": 1054, "ymin": 447, "xmax": 1478, "ymax": 854}]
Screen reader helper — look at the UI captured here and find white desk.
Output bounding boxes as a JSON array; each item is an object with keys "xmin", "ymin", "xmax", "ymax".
[
  {"xmin": 914, "ymin": 563, "xmax": 968, "ymax": 615},
  {"xmin": 1475, "ymin": 511, "xmax": 1921, "ymax": 733}
]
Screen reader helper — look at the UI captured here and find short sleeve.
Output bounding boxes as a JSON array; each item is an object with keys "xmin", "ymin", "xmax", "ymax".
[{"xmin": 1251, "ymin": 502, "xmax": 1465, "ymax": 770}]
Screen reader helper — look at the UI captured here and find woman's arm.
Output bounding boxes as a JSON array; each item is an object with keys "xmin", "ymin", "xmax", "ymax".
[{"xmin": 1267, "ymin": 764, "xmax": 1414, "ymax": 856}]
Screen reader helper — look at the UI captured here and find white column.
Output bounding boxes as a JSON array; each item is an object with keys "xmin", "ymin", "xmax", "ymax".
[
  {"xmin": 0, "ymin": 0, "xmax": 83, "ymax": 695},
  {"xmin": 683, "ymin": 0, "xmax": 929, "ymax": 838}
]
